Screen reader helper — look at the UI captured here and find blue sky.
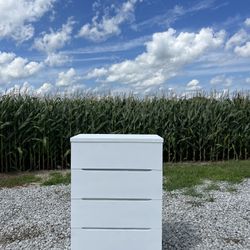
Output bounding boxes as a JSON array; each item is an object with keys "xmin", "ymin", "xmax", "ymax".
[{"xmin": 0, "ymin": 0, "xmax": 250, "ymax": 96}]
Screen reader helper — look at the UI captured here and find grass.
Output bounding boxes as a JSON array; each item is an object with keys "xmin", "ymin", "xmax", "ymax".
[
  {"xmin": 41, "ymin": 172, "xmax": 70, "ymax": 186},
  {"xmin": 164, "ymin": 160, "xmax": 250, "ymax": 191},
  {"xmin": 1, "ymin": 159, "xmax": 249, "ymax": 189},
  {"xmin": 0, "ymin": 174, "xmax": 41, "ymax": 188},
  {"xmin": 0, "ymin": 171, "xmax": 70, "ymax": 188}
]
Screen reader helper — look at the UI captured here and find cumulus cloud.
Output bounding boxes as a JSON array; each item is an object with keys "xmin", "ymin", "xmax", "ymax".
[
  {"xmin": 34, "ymin": 18, "xmax": 74, "ymax": 66},
  {"xmin": 63, "ymin": 84, "xmax": 86, "ymax": 95},
  {"xmin": 245, "ymin": 18, "xmax": 250, "ymax": 27},
  {"xmin": 6, "ymin": 81, "xmax": 35, "ymax": 95},
  {"xmin": 34, "ymin": 18, "xmax": 74, "ymax": 53},
  {"xmin": 86, "ymin": 68, "xmax": 108, "ymax": 79},
  {"xmin": 234, "ymin": 42, "xmax": 250, "ymax": 57},
  {"xmin": 210, "ymin": 75, "xmax": 233, "ymax": 87},
  {"xmin": 225, "ymin": 29, "xmax": 249, "ymax": 50},
  {"xmin": 225, "ymin": 19, "xmax": 250, "ymax": 57},
  {"xmin": 0, "ymin": 52, "xmax": 16, "ymax": 64},
  {"xmin": 36, "ymin": 82, "xmax": 53, "ymax": 95},
  {"xmin": 186, "ymin": 79, "xmax": 201, "ymax": 90},
  {"xmin": 78, "ymin": 0, "xmax": 142, "ymax": 42},
  {"xmin": 0, "ymin": 0, "xmax": 55, "ymax": 42},
  {"xmin": 56, "ymin": 68, "xmax": 78, "ymax": 87},
  {"xmin": 0, "ymin": 51, "xmax": 43, "ymax": 84},
  {"xmin": 86, "ymin": 27, "xmax": 225, "ymax": 88},
  {"xmin": 45, "ymin": 53, "xmax": 70, "ymax": 67}
]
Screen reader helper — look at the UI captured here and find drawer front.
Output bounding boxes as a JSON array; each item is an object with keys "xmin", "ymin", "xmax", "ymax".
[
  {"xmin": 71, "ymin": 199, "xmax": 162, "ymax": 229},
  {"xmin": 71, "ymin": 228, "xmax": 162, "ymax": 250},
  {"xmin": 71, "ymin": 169, "xmax": 162, "ymax": 199},
  {"xmin": 71, "ymin": 142, "xmax": 162, "ymax": 170}
]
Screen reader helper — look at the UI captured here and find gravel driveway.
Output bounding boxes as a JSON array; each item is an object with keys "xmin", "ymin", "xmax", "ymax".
[{"xmin": 0, "ymin": 180, "xmax": 249, "ymax": 250}]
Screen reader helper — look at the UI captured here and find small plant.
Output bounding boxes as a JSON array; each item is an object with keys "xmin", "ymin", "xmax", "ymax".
[
  {"xmin": 206, "ymin": 195, "xmax": 215, "ymax": 202},
  {"xmin": 226, "ymin": 186, "xmax": 237, "ymax": 193},
  {"xmin": 183, "ymin": 187, "xmax": 203, "ymax": 198},
  {"xmin": 204, "ymin": 182, "xmax": 220, "ymax": 192},
  {"xmin": 42, "ymin": 172, "xmax": 70, "ymax": 186},
  {"xmin": 186, "ymin": 200, "xmax": 204, "ymax": 207}
]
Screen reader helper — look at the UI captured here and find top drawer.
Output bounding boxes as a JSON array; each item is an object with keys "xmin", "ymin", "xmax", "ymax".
[{"xmin": 71, "ymin": 142, "xmax": 162, "ymax": 170}]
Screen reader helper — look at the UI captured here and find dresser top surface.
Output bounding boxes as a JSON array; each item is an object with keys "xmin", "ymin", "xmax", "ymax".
[{"xmin": 70, "ymin": 134, "xmax": 163, "ymax": 143}]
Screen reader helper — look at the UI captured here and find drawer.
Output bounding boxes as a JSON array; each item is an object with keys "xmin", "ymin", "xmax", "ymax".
[
  {"xmin": 71, "ymin": 228, "xmax": 162, "ymax": 250},
  {"xmin": 71, "ymin": 169, "xmax": 162, "ymax": 199},
  {"xmin": 71, "ymin": 142, "xmax": 162, "ymax": 170},
  {"xmin": 71, "ymin": 199, "xmax": 162, "ymax": 229}
]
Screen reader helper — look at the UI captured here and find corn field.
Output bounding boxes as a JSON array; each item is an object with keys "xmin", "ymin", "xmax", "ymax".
[{"xmin": 1, "ymin": 92, "xmax": 250, "ymax": 172}]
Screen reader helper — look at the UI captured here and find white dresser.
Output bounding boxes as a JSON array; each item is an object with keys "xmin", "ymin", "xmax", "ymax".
[{"xmin": 71, "ymin": 134, "xmax": 163, "ymax": 250}]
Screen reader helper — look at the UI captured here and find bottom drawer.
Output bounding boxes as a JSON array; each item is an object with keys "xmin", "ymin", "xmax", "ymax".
[{"xmin": 71, "ymin": 228, "xmax": 162, "ymax": 250}]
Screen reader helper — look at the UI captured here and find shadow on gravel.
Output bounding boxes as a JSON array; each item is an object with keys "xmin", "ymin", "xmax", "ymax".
[
  {"xmin": 162, "ymin": 221, "xmax": 201, "ymax": 250},
  {"xmin": 0, "ymin": 225, "xmax": 42, "ymax": 245}
]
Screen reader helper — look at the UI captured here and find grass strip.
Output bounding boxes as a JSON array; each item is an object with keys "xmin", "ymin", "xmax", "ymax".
[
  {"xmin": 164, "ymin": 160, "xmax": 250, "ymax": 191},
  {"xmin": 0, "ymin": 174, "xmax": 41, "ymax": 188}
]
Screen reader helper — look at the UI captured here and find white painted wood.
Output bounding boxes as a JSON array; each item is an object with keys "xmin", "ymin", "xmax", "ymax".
[
  {"xmin": 71, "ymin": 199, "xmax": 162, "ymax": 229},
  {"xmin": 71, "ymin": 142, "xmax": 162, "ymax": 170},
  {"xmin": 70, "ymin": 134, "xmax": 163, "ymax": 143},
  {"xmin": 71, "ymin": 169, "xmax": 162, "ymax": 199},
  {"xmin": 71, "ymin": 134, "xmax": 163, "ymax": 250},
  {"xmin": 71, "ymin": 228, "xmax": 162, "ymax": 250}
]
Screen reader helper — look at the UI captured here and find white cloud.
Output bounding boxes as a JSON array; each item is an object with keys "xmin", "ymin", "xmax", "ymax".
[
  {"xmin": 186, "ymin": 79, "xmax": 200, "ymax": 88},
  {"xmin": 0, "ymin": 52, "xmax": 43, "ymax": 84},
  {"xmin": 245, "ymin": 18, "xmax": 250, "ymax": 27},
  {"xmin": 4, "ymin": 58, "xmax": 41, "ymax": 78},
  {"xmin": 63, "ymin": 84, "xmax": 86, "ymax": 95},
  {"xmin": 187, "ymin": 79, "xmax": 199, "ymax": 87},
  {"xmin": 56, "ymin": 68, "xmax": 77, "ymax": 87},
  {"xmin": 210, "ymin": 75, "xmax": 233, "ymax": 87},
  {"xmin": 6, "ymin": 81, "xmax": 35, "ymax": 95},
  {"xmin": 186, "ymin": 79, "xmax": 201, "ymax": 91},
  {"xmin": 34, "ymin": 18, "xmax": 74, "ymax": 66},
  {"xmin": 36, "ymin": 82, "xmax": 53, "ymax": 95},
  {"xmin": 234, "ymin": 42, "xmax": 250, "ymax": 57},
  {"xmin": 0, "ymin": 0, "xmax": 55, "ymax": 42},
  {"xmin": 246, "ymin": 78, "xmax": 250, "ymax": 84},
  {"xmin": 78, "ymin": 0, "xmax": 142, "ymax": 42},
  {"xmin": 34, "ymin": 18, "xmax": 74, "ymax": 53},
  {"xmin": 86, "ymin": 27, "xmax": 225, "ymax": 88},
  {"xmin": 0, "ymin": 52, "xmax": 16, "ymax": 64},
  {"xmin": 209, "ymin": 89, "xmax": 230, "ymax": 99},
  {"xmin": 225, "ymin": 29, "xmax": 249, "ymax": 50},
  {"xmin": 224, "ymin": 19, "xmax": 250, "ymax": 57},
  {"xmin": 45, "ymin": 53, "xmax": 70, "ymax": 66},
  {"xmin": 86, "ymin": 68, "xmax": 108, "ymax": 79}
]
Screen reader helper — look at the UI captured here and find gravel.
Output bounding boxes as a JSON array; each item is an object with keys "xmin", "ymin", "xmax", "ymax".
[
  {"xmin": 0, "ymin": 185, "xmax": 70, "ymax": 250},
  {"xmin": 0, "ymin": 180, "xmax": 249, "ymax": 250},
  {"xmin": 163, "ymin": 179, "xmax": 250, "ymax": 250}
]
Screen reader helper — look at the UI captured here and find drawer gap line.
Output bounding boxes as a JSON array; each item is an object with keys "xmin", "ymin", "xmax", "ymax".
[
  {"xmin": 80, "ymin": 198, "xmax": 152, "ymax": 201},
  {"xmin": 80, "ymin": 168, "xmax": 152, "ymax": 171},
  {"xmin": 81, "ymin": 227, "xmax": 151, "ymax": 230}
]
